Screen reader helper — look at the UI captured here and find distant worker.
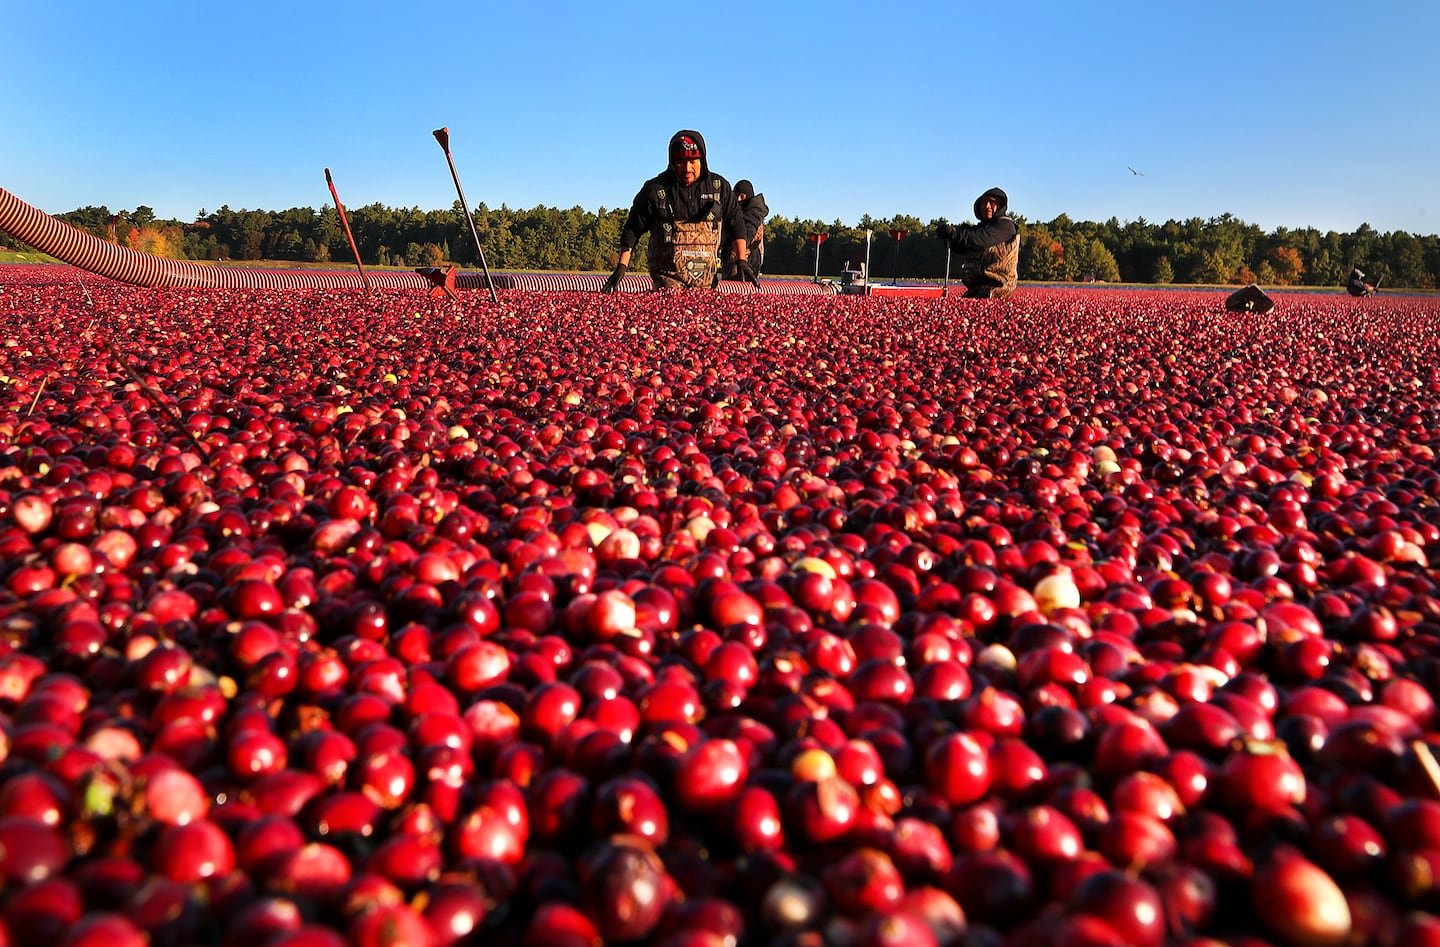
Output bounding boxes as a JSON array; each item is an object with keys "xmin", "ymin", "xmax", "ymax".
[
  {"xmin": 722, "ymin": 179, "xmax": 768, "ymax": 279},
  {"xmin": 1225, "ymin": 283, "xmax": 1276, "ymax": 314},
  {"xmin": 1346, "ymin": 267, "xmax": 1380, "ymax": 297},
  {"xmin": 602, "ymin": 130, "xmax": 756, "ymax": 292},
  {"xmin": 841, "ymin": 258, "xmax": 867, "ymax": 286},
  {"xmin": 934, "ymin": 187, "xmax": 1020, "ymax": 299}
]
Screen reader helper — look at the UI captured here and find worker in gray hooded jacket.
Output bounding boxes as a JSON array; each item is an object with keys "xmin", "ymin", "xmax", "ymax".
[
  {"xmin": 935, "ymin": 187, "xmax": 1020, "ymax": 298},
  {"xmin": 602, "ymin": 130, "xmax": 755, "ymax": 292}
]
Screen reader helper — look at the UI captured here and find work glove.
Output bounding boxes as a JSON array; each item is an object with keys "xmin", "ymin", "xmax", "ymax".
[
  {"xmin": 734, "ymin": 259, "xmax": 760, "ymax": 288},
  {"xmin": 600, "ymin": 262, "xmax": 627, "ymax": 293},
  {"xmin": 935, "ymin": 223, "xmax": 958, "ymax": 242}
]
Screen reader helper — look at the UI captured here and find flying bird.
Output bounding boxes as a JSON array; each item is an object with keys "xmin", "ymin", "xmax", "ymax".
[{"xmin": 1128, "ymin": 166, "xmax": 1145, "ymax": 176}]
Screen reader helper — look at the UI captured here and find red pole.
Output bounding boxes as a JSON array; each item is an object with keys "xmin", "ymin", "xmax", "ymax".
[
  {"xmin": 325, "ymin": 168, "xmax": 371, "ymax": 292},
  {"xmin": 809, "ymin": 233, "xmax": 828, "ymax": 283}
]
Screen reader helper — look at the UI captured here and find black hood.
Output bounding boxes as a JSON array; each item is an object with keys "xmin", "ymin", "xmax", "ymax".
[
  {"xmin": 974, "ymin": 187, "xmax": 1009, "ymax": 220},
  {"xmin": 667, "ymin": 129, "xmax": 709, "ymax": 177}
]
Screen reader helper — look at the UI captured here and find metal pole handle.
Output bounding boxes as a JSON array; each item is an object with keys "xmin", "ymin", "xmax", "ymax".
[{"xmin": 433, "ymin": 127, "xmax": 499, "ymax": 304}]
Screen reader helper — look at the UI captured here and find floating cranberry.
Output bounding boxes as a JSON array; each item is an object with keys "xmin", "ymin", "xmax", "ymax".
[
  {"xmin": 1219, "ymin": 741, "xmax": 1306, "ymax": 814},
  {"xmin": 1005, "ymin": 805, "xmax": 1083, "ymax": 865},
  {"xmin": 674, "ymin": 738, "xmax": 749, "ymax": 812},
  {"xmin": 923, "ymin": 732, "xmax": 992, "ymax": 806},
  {"xmin": 57, "ymin": 913, "xmax": 150, "ymax": 947},
  {"xmin": 578, "ymin": 836, "xmax": 673, "ymax": 942},
  {"xmin": 592, "ymin": 774, "xmax": 670, "ymax": 844},
  {"xmin": 944, "ymin": 849, "xmax": 1034, "ymax": 926},
  {"xmin": 1251, "ymin": 848, "xmax": 1351, "ymax": 947},
  {"xmin": 1069, "ymin": 870, "xmax": 1166, "ymax": 947},
  {"xmin": 150, "ymin": 818, "xmax": 236, "ymax": 883},
  {"xmin": 0, "ymin": 816, "xmax": 70, "ymax": 886},
  {"xmin": 729, "ymin": 785, "xmax": 786, "ymax": 852},
  {"xmin": 785, "ymin": 774, "xmax": 861, "ymax": 844},
  {"xmin": 3, "ymin": 876, "xmax": 83, "ymax": 943},
  {"xmin": 824, "ymin": 846, "xmax": 906, "ymax": 915}
]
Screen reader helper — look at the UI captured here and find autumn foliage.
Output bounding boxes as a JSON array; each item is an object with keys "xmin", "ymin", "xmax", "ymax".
[
  {"xmin": 1266, "ymin": 246, "xmax": 1305, "ymax": 285},
  {"xmin": 105, "ymin": 216, "xmax": 186, "ymax": 259}
]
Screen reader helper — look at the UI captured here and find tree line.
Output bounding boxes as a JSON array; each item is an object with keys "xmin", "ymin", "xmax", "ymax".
[{"xmin": 5, "ymin": 200, "xmax": 1438, "ymax": 289}]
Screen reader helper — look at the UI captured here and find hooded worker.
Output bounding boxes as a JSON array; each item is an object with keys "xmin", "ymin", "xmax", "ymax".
[
  {"xmin": 602, "ymin": 130, "xmax": 755, "ymax": 292},
  {"xmin": 721, "ymin": 179, "xmax": 769, "ymax": 279},
  {"xmin": 935, "ymin": 187, "xmax": 1020, "ymax": 298},
  {"xmin": 1346, "ymin": 267, "xmax": 1379, "ymax": 297}
]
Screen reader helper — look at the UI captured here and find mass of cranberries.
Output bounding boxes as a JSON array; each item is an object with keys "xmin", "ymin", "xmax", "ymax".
[{"xmin": 1, "ymin": 266, "xmax": 1438, "ymax": 942}]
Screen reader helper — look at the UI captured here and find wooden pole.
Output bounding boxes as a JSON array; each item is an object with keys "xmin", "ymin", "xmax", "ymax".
[{"xmin": 325, "ymin": 168, "xmax": 372, "ymax": 292}]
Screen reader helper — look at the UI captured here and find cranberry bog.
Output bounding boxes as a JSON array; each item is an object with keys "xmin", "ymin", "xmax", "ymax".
[{"xmin": 3, "ymin": 261, "xmax": 1440, "ymax": 945}]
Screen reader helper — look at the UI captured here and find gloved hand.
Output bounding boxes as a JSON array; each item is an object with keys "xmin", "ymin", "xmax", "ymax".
[
  {"xmin": 600, "ymin": 262, "xmax": 627, "ymax": 293},
  {"xmin": 734, "ymin": 259, "xmax": 760, "ymax": 288},
  {"xmin": 935, "ymin": 223, "xmax": 958, "ymax": 242}
]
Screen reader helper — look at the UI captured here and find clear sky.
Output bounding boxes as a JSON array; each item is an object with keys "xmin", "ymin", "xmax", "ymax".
[{"xmin": 3, "ymin": 1, "xmax": 1436, "ymax": 236}]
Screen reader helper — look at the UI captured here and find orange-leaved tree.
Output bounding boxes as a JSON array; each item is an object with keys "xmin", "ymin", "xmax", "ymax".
[{"xmin": 1266, "ymin": 246, "xmax": 1304, "ymax": 285}]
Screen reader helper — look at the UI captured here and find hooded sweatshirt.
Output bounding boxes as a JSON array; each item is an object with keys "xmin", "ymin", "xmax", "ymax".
[
  {"xmin": 947, "ymin": 186, "xmax": 1020, "ymax": 296},
  {"xmin": 1346, "ymin": 267, "xmax": 1375, "ymax": 296},
  {"xmin": 740, "ymin": 192, "xmax": 769, "ymax": 250},
  {"xmin": 619, "ymin": 130, "xmax": 745, "ymax": 253},
  {"xmin": 724, "ymin": 181, "xmax": 769, "ymax": 270},
  {"xmin": 949, "ymin": 187, "xmax": 1018, "ymax": 252}
]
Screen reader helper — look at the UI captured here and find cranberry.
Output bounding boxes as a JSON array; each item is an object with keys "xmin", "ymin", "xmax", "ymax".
[
  {"xmin": 1069, "ymin": 870, "xmax": 1166, "ymax": 947},
  {"xmin": 150, "ymin": 818, "xmax": 236, "ymax": 883},
  {"xmin": 578, "ymin": 836, "xmax": 674, "ymax": 942},
  {"xmin": 1004, "ymin": 805, "xmax": 1084, "ymax": 865},
  {"xmin": 0, "ymin": 816, "xmax": 71, "ymax": 886},
  {"xmin": 1251, "ymin": 848, "xmax": 1351, "ymax": 947},
  {"xmin": 923, "ymin": 732, "xmax": 992, "ymax": 806}
]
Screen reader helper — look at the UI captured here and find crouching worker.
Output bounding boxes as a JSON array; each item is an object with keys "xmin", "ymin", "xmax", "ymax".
[
  {"xmin": 1225, "ymin": 284, "xmax": 1276, "ymax": 314},
  {"xmin": 935, "ymin": 187, "xmax": 1020, "ymax": 299},
  {"xmin": 601, "ymin": 130, "xmax": 757, "ymax": 292},
  {"xmin": 1346, "ymin": 267, "xmax": 1380, "ymax": 297}
]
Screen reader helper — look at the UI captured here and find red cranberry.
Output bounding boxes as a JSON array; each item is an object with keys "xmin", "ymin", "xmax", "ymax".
[
  {"xmin": 1069, "ymin": 870, "xmax": 1166, "ymax": 947},
  {"xmin": 923, "ymin": 732, "xmax": 992, "ymax": 806},
  {"xmin": 578, "ymin": 836, "xmax": 674, "ymax": 942},
  {"xmin": 1251, "ymin": 848, "xmax": 1351, "ymax": 947}
]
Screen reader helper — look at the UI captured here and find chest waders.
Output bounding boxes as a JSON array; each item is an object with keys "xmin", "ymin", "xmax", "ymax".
[{"xmin": 648, "ymin": 179, "xmax": 724, "ymax": 289}]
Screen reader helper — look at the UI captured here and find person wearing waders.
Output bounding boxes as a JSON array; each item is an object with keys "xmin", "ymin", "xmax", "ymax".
[
  {"xmin": 1346, "ymin": 267, "xmax": 1380, "ymax": 297},
  {"xmin": 602, "ymin": 130, "xmax": 756, "ymax": 292},
  {"xmin": 934, "ymin": 187, "xmax": 1020, "ymax": 299},
  {"xmin": 721, "ymin": 179, "xmax": 769, "ymax": 280}
]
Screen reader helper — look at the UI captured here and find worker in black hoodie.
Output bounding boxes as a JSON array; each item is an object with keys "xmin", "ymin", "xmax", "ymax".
[
  {"xmin": 935, "ymin": 187, "xmax": 1020, "ymax": 298},
  {"xmin": 1346, "ymin": 267, "xmax": 1379, "ymax": 297},
  {"xmin": 722, "ymin": 179, "xmax": 769, "ymax": 279},
  {"xmin": 602, "ymin": 130, "xmax": 756, "ymax": 292}
]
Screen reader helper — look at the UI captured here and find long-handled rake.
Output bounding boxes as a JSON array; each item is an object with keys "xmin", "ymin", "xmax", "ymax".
[
  {"xmin": 325, "ymin": 168, "xmax": 371, "ymax": 292},
  {"xmin": 433, "ymin": 127, "xmax": 499, "ymax": 304}
]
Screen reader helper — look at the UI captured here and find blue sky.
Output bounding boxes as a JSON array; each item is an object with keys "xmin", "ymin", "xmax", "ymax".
[{"xmin": 3, "ymin": 1, "xmax": 1437, "ymax": 236}]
